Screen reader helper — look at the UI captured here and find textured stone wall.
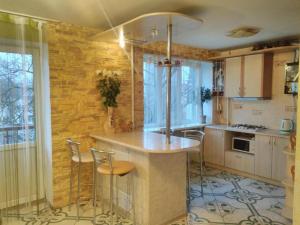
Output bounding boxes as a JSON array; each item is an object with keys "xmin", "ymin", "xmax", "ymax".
[
  {"xmin": 47, "ymin": 21, "xmax": 133, "ymax": 207},
  {"xmin": 47, "ymin": 21, "xmax": 215, "ymax": 207}
]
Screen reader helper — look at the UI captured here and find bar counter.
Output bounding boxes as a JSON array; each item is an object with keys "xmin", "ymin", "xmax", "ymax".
[{"xmin": 90, "ymin": 131, "xmax": 200, "ymax": 225}]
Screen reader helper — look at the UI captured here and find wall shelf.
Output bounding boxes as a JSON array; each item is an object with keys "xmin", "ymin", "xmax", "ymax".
[{"xmin": 209, "ymin": 45, "xmax": 300, "ymax": 60}]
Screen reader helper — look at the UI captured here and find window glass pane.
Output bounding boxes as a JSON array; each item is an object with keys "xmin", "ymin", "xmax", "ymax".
[
  {"xmin": 0, "ymin": 51, "xmax": 35, "ymax": 144},
  {"xmin": 143, "ymin": 54, "xmax": 212, "ymax": 129}
]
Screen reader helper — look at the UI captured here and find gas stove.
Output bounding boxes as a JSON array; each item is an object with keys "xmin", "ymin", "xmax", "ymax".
[{"xmin": 229, "ymin": 124, "xmax": 267, "ymax": 132}]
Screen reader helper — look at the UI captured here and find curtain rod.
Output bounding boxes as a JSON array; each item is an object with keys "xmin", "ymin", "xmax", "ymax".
[{"xmin": 0, "ymin": 9, "xmax": 59, "ymax": 22}]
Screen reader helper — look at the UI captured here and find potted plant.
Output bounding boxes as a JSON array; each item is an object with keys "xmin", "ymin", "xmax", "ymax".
[
  {"xmin": 200, "ymin": 87, "xmax": 212, "ymax": 124},
  {"xmin": 97, "ymin": 71, "xmax": 121, "ymax": 128}
]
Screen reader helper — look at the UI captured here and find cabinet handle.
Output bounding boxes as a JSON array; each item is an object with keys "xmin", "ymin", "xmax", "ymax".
[
  {"xmin": 273, "ymin": 137, "xmax": 277, "ymax": 146},
  {"xmin": 235, "ymin": 155, "xmax": 242, "ymax": 159},
  {"xmin": 269, "ymin": 137, "xmax": 271, "ymax": 145}
]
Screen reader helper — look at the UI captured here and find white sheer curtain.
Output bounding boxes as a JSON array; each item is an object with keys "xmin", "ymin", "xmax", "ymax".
[
  {"xmin": 0, "ymin": 12, "xmax": 52, "ymax": 223},
  {"xmin": 144, "ymin": 53, "xmax": 211, "ymax": 129}
]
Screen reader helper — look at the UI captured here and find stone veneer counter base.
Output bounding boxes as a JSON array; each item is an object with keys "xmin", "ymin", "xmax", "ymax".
[{"xmin": 91, "ymin": 131, "xmax": 200, "ymax": 225}]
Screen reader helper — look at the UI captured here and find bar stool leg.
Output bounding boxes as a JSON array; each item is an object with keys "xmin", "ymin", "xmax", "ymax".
[
  {"xmin": 92, "ymin": 162, "xmax": 95, "ymax": 207},
  {"xmin": 77, "ymin": 162, "xmax": 81, "ymax": 221},
  {"xmin": 116, "ymin": 176, "xmax": 119, "ymax": 220},
  {"xmin": 93, "ymin": 165, "xmax": 97, "ymax": 225},
  {"xmin": 109, "ymin": 174, "xmax": 114, "ymax": 225},
  {"xmin": 100, "ymin": 176, "xmax": 104, "ymax": 213},
  {"xmin": 131, "ymin": 173, "xmax": 136, "ymax": 225},
  {"xmin": 69, "ymin": 161, "xmax": 74, "ymax": 211},
  {"xmin": 199, "ymin": 151, "xmax": 203, "ymax": 197},
  {"xmin": 186, "ymin": 152, "xmax": 191, "ymax": 212}
]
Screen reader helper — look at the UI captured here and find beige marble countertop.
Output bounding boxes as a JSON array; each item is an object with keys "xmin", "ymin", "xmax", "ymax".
[
  {"xmin": 205, "ymin": 124, "xmax": 290, "ymax": 138},
  {"xmin": 90, "ymin": 131, "xmax": 200, "ymax": 153}
]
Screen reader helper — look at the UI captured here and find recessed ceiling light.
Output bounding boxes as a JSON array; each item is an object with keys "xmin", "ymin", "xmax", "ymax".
[{"xmin": 227, "ymin": 27, "xmax": 261, "ymax": 38}]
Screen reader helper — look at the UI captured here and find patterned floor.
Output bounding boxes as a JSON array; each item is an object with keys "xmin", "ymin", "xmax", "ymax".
[
  {"xmin": 2, "ymin": 164, "xmax": 292, "ymax": 225},
  {"xmin": 171, "ymin": 164, "xmax": 292, "ymax": 225}
]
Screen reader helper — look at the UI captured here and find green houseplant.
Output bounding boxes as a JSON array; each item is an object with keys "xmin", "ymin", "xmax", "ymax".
[
  {"xmin": 200, "ymin": 87, "xmax": 212, "ymax": 124},
  {"xmin": 98, "ymin": 71, "xmax": 121, "ymax": 128}
]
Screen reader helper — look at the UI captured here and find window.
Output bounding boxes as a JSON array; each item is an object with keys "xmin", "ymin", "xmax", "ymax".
[
  {"xmin": 0, "ymin": 50, "xmax": 35, "ymax": 145},
  {"xmin": 143, "ymin": 54, "xmax": 212, "ymax": 129}
]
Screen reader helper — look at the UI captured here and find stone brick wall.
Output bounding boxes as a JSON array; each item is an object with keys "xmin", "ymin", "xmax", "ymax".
[
  {"xmin": 47, "ymin": 21, "xmax": 133, "ymax": 207},
  {"xmin": 47, "ymin": 21, "xmax": 215, "ymax": 207}
]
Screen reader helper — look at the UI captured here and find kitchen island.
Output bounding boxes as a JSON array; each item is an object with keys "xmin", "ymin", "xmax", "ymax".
[{"xmin": 90, "ymin": 131, "xmax": 200, "ymax": 225}]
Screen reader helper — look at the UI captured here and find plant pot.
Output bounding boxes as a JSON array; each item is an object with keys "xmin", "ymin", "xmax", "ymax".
[{"xmin": 201, "ymin": 115, "xmax": 206, "ymax": 124}]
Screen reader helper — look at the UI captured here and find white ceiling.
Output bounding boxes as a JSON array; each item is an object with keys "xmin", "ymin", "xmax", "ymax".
[{"xmin": 0, "ymin": 0, "xmax": 300, "ymax": 49}]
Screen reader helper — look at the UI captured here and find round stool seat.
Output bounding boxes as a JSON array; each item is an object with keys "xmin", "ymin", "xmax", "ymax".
[
  {"xmin": 72, "ymin": 152, "xmax": 94, "ymax": 163},
  {"xmin": 97, "ymin": 161, "xmax": 135, "ymax": 176}
]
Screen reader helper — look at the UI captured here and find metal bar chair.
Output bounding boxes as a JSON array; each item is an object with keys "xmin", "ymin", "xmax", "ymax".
[
  {"xmin": 66, "ymin": 138, "xmax": 94, "ymax": 220},
  {"xmin": 182, "ymin": 130, "xmax": 205, "ymax": 210},
  {"xmin": 90, "ymin": 147, "xmax": 135, "ymax": 225}
]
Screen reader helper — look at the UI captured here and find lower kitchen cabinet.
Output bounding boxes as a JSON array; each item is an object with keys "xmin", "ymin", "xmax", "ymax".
[
  {"xmin": 225, "ymin": 151, "xmax": 254, "ymax": 174},
  {"xmin": 255, "ymin": 134, "xmax": 288, "ymax": 181},
  {"xmin": 255, "ymin": 135, "xmax": 273, "ymax": 178},
  {"xmin": 272, "ymin": 137, "xmax": 288, "ymax": 181},
  {"xmin": 204, "ymin": 128, "xmax": 225, "ymax": 166}
]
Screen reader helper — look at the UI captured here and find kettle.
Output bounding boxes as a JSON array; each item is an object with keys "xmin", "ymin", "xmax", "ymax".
[{"xmin": 280, "ymin": 119, "xmax": 294, "ymax": 133}]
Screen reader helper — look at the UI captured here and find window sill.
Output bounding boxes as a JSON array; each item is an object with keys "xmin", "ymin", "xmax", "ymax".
[{"xmin": 144, "ymin": 123, "xmax": 210, "ymax": 132}]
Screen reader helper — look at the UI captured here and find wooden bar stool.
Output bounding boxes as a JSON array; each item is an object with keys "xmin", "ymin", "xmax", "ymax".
[
  {"xmin": 66, "ymin": 138, "xmax": 94, "ymax": 220},
  {"xmin": 90, "ymin": 147, "xmax": 135, "ymax": 225}
]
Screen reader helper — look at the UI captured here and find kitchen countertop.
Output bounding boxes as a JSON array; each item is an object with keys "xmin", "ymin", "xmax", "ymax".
[
  {"xmin": 90, "ymin": 131, "xmax": 200, "ymax": 153},
  {"xmin": 205, "ymin": 124, "xmax": 290, "ymax": 138}
]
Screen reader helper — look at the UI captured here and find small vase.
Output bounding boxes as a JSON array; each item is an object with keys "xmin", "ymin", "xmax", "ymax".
[
  {"xmin": 107, "ymin": 107, "xmax": 115, "ymax": 128},
  {"xmin": 104, "ymin": 107, "xmax": 116, "ymax": 134}
]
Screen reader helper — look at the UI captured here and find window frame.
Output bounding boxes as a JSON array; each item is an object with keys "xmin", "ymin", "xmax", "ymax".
[
  {"xmin": 0, "ymin": 43, "xmax": 41, "ymax": 149},
  {"xmin": 143, "ymin": 54, "xmax": 212, "ymax": 130}
]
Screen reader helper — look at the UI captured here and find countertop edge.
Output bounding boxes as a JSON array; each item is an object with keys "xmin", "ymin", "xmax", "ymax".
[
  {"xmin": 90, "ymin": 133, "xmax": 200, "ymax": 154},
  {"xmin": 205, "ymin": 125, "xmax": 290, "ymax": 138}
]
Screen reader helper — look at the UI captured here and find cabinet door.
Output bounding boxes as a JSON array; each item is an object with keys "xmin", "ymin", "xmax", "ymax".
[
  {"xmin": 272, "ymin": 137, "xmax": 288, "ymax": 181},
  {"xmin": 244, "ymin": 54, "xmax": 263, "ymax": 97},
  {"xmin": 204, "ymin": 128, "xmax": 224, "ymax": 166},
  {"xmin": 225, "ymin": 151, "xmax": 254, "ymax": 174},
  {"xmin": 225, "ymin": 57, "xmax": 242, "ymax": 97},
  {"xmin": 215, "ymin": 130, "xmax": 225, "ymax": 166},
  {"xmin": 204, "ymin": 128, "xmax": 214, "ymax": 164},
  {"xmin": 255, "ymin": 135, "xmax": 272, "ymax": 178}
]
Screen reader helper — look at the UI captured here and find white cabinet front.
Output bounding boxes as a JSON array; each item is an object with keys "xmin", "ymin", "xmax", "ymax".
[
  {"xmin": 255, "ymin": 135, "xmax": 272, "ymax": 178},
  {"xmin": 204, "ymin": 128, "xmax": 225, "ymax": 166},
  {"xmin": 272, "ymin": 137, "xmax": 288, "ymax": 181},
  {"xmin": 225, "ymin": 57, "xmax": 242, "ymax": 97},
  {"xmin": 244, "ymin": 54, "xmax": 264, "ymax": 97},
  {"xmin": 225, "ymin": 151, "xmax": 254, "ymax": 174},
  {"xmin": 255, "ymin": 135, "xmax": 288, "ymax": 181}
]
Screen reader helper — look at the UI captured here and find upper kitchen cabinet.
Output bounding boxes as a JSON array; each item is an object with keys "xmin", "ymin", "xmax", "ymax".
[
  {"xmin": 224, "ymin": 57, "xmax": 242, "ymax": 97},
  {"xmin": 224, "ymin": 53, "xmax": 273, "ymax": 98}
]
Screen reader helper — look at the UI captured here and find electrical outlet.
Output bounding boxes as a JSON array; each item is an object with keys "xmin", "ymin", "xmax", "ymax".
[
  {"xmin": 233, "ymin": 103, "xmax": 243, "ymax": 109},
  {"xmin": 252, "ymin": 109, "xmax": 263, "ymax": 116},
  {"xmin": 285, "ymin": 106, "xmax": 297, "ymax": 112}
]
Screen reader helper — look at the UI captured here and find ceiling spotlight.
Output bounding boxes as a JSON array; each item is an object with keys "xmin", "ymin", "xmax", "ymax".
[
  {"xmin": 227, "ymin": 26, "xmax": 261, "ymax": 38},
  {"xmin": 119, "ymin": 27, "xmax": 125, "ymax": 48}
]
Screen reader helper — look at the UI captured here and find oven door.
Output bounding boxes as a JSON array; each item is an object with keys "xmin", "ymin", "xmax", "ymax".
[{"xmin": 232, "ymin": 138, "xmax": 250, "ymax": 153}]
